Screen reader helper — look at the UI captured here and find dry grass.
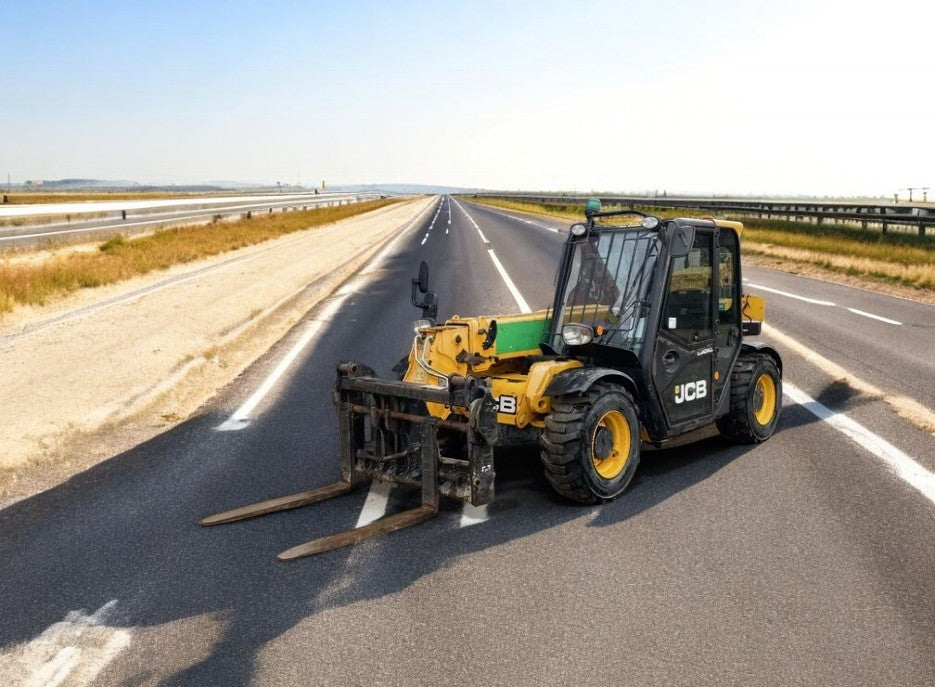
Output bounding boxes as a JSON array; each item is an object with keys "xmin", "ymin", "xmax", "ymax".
[
  {"xmin": 464, "ymin": 196, "xmax": 584, "ymax": 221},
  {"xmin": 744, "ymin": 242, "xmax": 935, "ymax": 290},
  {"xmin": 465, "ymin": 196, "xmax": 935, "ymax": 291},
  {"xmin": 0, "ymin": 198, "xmax": 399, "ymax": 314}
]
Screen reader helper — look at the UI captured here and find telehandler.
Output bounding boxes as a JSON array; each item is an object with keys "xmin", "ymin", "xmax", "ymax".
[{"xmin": 202, "ymin": 199, "xmax": 782, "ymax": 560}]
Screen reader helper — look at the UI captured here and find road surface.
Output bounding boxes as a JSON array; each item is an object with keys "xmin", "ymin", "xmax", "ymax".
[{"xmin": 1, "ymin": 196, "xmax": 932, "ymax": 686}]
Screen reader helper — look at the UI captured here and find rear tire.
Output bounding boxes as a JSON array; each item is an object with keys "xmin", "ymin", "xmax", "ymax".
[
  {"xmin": 539, "ymin": 382, "xmax": 641, "ymax": 504},
  {"xmin": 716, "ymin": 353, "xmax": 782, "ymax": 443}
]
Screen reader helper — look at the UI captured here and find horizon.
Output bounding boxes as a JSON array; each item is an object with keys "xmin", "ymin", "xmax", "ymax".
[{"xmin": 2, "ymin": 1, "xmax": 932, "ymax": 197}]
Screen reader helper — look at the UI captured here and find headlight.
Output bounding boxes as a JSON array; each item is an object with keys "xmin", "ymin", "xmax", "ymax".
[
  {"xmin": 562, "ymin": 323, "xmax": 593, "ymax": 346},
  {"xmin": 412, "ymin": 318, "xmax": 433, "ymax": 334},
  {"xmin": 641, "ymin": 216, "xmax": 660, "ymax": 229}
]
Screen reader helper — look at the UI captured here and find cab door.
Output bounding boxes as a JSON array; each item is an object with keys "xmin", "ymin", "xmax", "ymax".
[{"xmin": 651, "ymin": 229, "xmax": 717, "ymax": 429}]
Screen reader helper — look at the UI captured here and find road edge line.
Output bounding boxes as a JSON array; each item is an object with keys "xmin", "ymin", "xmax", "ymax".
[
  {"xmin": 763, "ymin": 323, "xmax": 935, "ymax": 435},
  {"xmin": 784, "ymin": 382, "xmax": 935, "ymax": 506},
  {"xmin": 215, "ymin": 198, "xmax": 437, "ymax": 431}
]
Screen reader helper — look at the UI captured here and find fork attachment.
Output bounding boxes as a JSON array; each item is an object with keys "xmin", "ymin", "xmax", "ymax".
[{"xmin": 200, "ymin": 361, "xmax": 495, "ymax": 560}]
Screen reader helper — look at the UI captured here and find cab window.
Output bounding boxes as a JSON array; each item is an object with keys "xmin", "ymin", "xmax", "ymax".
[{"xmin": 664, "ymin": 231, "xmax": 713, "ymax": 343}]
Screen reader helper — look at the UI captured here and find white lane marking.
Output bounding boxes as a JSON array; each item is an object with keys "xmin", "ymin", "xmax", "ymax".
[
  {"xmin": 458, "ymin": 202, "xmax": 480, "ymax": 230},
  {"xmin": 746, "ymin": 278, "xmax": 906, "ymax": 326},
  {"xmin": 31, "ymin": 646, "xmax": 80, "ymax": 687},
  {"xmin": 362, "ymin": 200, "xmax": 437, "ymax": 275},
  {"xmin": 488, "ymin": 250, "xmax": 532, "ymax": 314},
  {"xmin": 459, "ymin": 503, "xmax": 488, "ymax": 527},
  {"xmin": 420, "ymin": 197, "xmax": 444, "ymax": 246},
  {"xmin": 8, "ymin": 600, "xmax": 131, "ymax": 687},
  {"xmin": 467, "ymin": 200, "xmax": 562, "ymax": 233},
  {"xmin": 745, "ymin": 282, "xmax": 836, "ymax": 306},
  {"xmin": 521, "ymin": 217, "xmax": 558, "ymax": 232},
  {"xmin": 216, "ymin": 295, "xmax": 345, "ymax": 430},
  {"xmin": 847, "ymin": 307, "xmax": 902, "ymax": 326},
  {"xmin": 762, "ymin": 323, "xmax": 935, "ymax": 434},
  {"xmin": 453, "ymin": 199, "xmax": 531, "ymax": 313},
  {"xmin": 784, "ymin": 382, "xmax": 935, "ymax": 505},
  {"xmin": 355, "ymin": 480, "xmax": 393, "ymax": 528},
  {"xmin": 216, "ymin": 200, "xmax": 433, "ymax": 431}
]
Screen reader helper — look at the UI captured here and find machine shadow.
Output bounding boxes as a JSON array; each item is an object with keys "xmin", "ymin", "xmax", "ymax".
[{"xmin": 0, "ymin": 404, "xmax": 792, "ymax": 686}]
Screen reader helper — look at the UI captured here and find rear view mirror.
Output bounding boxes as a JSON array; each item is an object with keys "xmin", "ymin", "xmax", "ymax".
[
  {"xmin": 667, "ymin": 222, "xmax": 695, "ymax": 258},
  {"xmin": 411, "ymin": 261, "xmax": 438, "ymax": 322},
  {"xmin": 417, "ymin": 261, "xmax": 429, "ymax": 293}
]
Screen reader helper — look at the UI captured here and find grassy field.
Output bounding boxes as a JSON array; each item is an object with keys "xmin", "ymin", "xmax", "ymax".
[
  {"xmin": 1, "ymin": 191, "xmax": 230, "ymax": 205},
  {"xmin": 0, "ymin": 198, "xmax": 400, "ymax": 315},
  {"xmin": 464, "ymin": 197, "xmax": 935, "ymax": 292}
]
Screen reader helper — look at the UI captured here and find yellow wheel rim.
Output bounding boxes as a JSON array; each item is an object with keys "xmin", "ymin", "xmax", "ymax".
[
  {"xmin": 753, "ymin": 374, "xmax": 777, "ymax": 426},
  {"xmin": 591, "ymin": 410, "xmax": 631, "ymax": 479}
]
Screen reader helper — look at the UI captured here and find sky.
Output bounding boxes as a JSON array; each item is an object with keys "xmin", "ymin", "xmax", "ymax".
[{"xmin": 1, "ymin": 0, "xmax": 932, "ymax": 196}]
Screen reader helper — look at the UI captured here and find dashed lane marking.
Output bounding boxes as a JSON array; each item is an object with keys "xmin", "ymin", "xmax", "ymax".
[
  {"xmin": 744, "ymin": 279, "xmax": 903, "ymax": 325},
  {"xmin": 745, "ymin": 282, "xmax": 836, "ymax": 306},
  {"xmin": 847, "ymin": 307, "xmax": 902, "ymax": 326},
  {"xmin": 420, "ymin": 196, "xmax": 444, "ymax": 246}
]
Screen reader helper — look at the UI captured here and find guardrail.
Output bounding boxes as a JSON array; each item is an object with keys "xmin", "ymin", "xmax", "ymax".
[
  {"xmin": 0, "ymin": 193, "xmax": 388, "ymax": 248},
  {"xmin": 473, "ymin": 192, "xmax": 935, "ymax": 236}
]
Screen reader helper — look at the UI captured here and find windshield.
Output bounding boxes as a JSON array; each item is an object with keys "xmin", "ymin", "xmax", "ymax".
[{"xmin": 552, "ymin": 227, "xmax": 661, "ymax": 355}]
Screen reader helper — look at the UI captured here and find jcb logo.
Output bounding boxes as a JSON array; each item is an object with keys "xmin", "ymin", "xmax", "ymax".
[{"xmin": 674, "ymin": 380, "xmax": 707, "ymax": 404}]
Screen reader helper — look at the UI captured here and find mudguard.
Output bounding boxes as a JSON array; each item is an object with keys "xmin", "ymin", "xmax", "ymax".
[
  {"xmin": 544, "ymin": 366, "xmax": 639, "ymax": 399},
  {"xmin": 740, "ymin": 341, "xmax": 783, "ymax": 373}
]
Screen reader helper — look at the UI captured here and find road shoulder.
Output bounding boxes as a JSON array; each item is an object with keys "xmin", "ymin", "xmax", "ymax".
[{"xmin": 0, "ymin": 197, "xmax": 434, "ymax": 507}]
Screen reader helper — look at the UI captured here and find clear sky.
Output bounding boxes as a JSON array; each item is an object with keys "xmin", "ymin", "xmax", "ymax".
[{"xmin": 1, "ymin": 0, "xmax": 931, "ymax": 196}]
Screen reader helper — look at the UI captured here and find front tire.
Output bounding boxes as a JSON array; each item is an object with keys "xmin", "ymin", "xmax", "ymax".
[
  {"xmin": 539, "ymin": 382, "xmax": 641, "ymax": 504},
  {"xmin": 716, "ymin": 353, "xmax": 782, "ymax": 443}
]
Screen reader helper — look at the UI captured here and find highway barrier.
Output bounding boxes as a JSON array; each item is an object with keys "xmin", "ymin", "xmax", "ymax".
[{"xmin": 475, "ymin": 193, "xmax": 935, "ymax": 236}]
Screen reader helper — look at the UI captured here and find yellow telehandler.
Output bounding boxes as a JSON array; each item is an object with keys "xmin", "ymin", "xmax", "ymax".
[{"xmin": 201, "ymin": 199, "xmax": 782, "ymax": 560}]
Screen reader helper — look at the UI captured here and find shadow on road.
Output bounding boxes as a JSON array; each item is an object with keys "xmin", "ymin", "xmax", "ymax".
[{"xmin": 0, "ymin": 399, "xmax": 785, "ymax": 685}]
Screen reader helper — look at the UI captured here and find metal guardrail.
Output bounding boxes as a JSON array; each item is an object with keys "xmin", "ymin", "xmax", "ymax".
[
  {"xmin": 473, "ymin": 192, "xmax": 935, "ymax": 236},
  {"xmin": 0, "ymin": 193, "xmax": 387, "ymax": 248}
]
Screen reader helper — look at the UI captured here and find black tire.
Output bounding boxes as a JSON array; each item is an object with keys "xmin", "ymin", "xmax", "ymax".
[
  {"xmin": 716, "ymin": 353, "xmax": 782, "ymax": 443},
  {"xmin": 539, "ymin": 382, "xmax": 641, "ymax": 504}
]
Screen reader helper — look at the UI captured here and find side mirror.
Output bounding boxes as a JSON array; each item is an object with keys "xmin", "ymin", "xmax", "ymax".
[
  {"xmin": 667, "ymin": 221, "xmax": 695, "ymax": 258},
  {"xmin": 411, "ymin": 261, "xmax": 438, "ymax": 321},
  {"xmin": 416, "ymin": 261, "xmax": 429, "ymax": 294}
]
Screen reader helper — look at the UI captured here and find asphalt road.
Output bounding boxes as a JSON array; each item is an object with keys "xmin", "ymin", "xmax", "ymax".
[
  {"xmin": 0, "ymin": 192, "xmax": 376, "ymax": 249},
  {"xmin": 1, "ymin": 197, "xmax": 933, "ymax": 686}
]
